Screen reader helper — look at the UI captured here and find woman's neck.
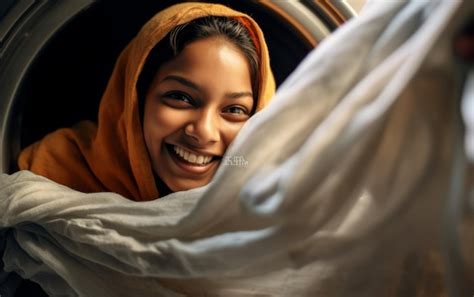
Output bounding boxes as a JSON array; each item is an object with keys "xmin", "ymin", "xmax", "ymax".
[{"xmin": 154, "ymin": 173, "xmax": 172, "ymax": 197}]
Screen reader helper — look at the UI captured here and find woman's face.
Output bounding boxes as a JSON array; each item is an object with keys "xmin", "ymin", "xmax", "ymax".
[{"xmin": 143, "ymin": 37, "xmax": 254, "ymax": 192}]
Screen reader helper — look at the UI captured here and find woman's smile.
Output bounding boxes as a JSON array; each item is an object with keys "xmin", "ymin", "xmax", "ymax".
[{"xmin": 164, "ymin": 143, "xmax": 221, "ymax": 175}]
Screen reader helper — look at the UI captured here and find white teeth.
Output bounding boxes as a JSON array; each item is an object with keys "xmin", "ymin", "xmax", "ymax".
[
  {"xmin": 173, "ymin": 145, "xmax": 213, "ymax": 165},
  {"xmin": 196, "ymin": 156, "xmax": 204, "ymax": 164}
]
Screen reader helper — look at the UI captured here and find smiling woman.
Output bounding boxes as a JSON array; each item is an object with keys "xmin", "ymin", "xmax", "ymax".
[
  {"xmin": 16, "ymin": 3, "xmax": 275, "ymax": 201},
  {"xmin": 141, "ymin": 16, "xmax": 261, "ymax": 194},
  {"xmin": 143, "ymin": 39, "xmax": 250, "ymax": 192}
]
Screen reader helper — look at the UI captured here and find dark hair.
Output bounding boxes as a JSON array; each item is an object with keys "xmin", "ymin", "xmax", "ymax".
[{"xmin": 137, "ymin": 16, "xmax": 260, "ymax": 116}]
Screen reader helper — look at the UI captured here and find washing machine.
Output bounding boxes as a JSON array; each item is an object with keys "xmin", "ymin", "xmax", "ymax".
[{"xmin": 0, "ymin": 0, "xmax": 356, "ymax": 295}]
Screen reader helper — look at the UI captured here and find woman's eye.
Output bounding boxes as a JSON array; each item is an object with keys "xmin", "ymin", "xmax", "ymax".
[
  {"xmin": 223, "ymin": 106, "xmax": 250, "ymax": 117},
  {"xmin": 162, "ymin": 92, "xmax": 195, "ymax": 107},
  {"xmin": 228, "ymin": 107, "xmax": 245, "ymax": 114}
]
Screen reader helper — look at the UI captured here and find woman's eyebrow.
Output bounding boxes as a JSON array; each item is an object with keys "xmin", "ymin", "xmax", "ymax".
[
  {"xmin": 225, "ymin": 91, "xmax": 253, "ymax": 99},
  {"xmin": 162, "ymin": 75, "xmax": 200, "ymax": 91}
]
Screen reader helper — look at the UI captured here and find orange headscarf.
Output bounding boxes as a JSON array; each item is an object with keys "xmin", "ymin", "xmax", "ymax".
[{"xmin": 18, "ymin": 3, "xmax": 275, "ymax": 201}]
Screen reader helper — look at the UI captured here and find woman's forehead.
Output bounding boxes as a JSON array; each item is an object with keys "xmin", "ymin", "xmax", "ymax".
[{"xmin": 154, "ymin": 38, "xmax": 252, "ymax": 89}]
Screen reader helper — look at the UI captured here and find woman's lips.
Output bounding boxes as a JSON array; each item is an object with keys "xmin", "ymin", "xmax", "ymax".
[{"xmin": 165, "ymin": 144, "xmax": 219, "ymax": 174}]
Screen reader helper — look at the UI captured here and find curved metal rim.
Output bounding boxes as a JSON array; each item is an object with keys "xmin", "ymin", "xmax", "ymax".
[
  {"xmin": 259, "ymin": 1, "xmax": 332, "ymax": 47},
  {"xmin": 0, "ymin": 0, "xmax": 95, "ymax": 172}
]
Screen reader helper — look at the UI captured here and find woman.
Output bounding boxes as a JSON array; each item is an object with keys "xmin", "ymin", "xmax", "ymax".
[{"xmin": 17, "ymin": 2, "xmax": 275, "ymax": 201}]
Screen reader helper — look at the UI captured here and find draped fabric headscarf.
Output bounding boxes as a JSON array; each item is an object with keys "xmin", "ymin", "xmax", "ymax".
[{"xmin": 18, "ymin": 3, "xmax": 275, "ymax": 201}]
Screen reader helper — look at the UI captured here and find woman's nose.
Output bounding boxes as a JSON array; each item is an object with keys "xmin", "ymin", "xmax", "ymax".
[{"xmin": 184, "ymin": 109, "xmax": 220, "ymax": 145}]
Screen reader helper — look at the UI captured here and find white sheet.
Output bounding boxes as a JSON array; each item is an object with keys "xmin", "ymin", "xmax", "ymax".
[{"xmin": 1, "ymin": 0, "xmax": 473, "ymax": 296}]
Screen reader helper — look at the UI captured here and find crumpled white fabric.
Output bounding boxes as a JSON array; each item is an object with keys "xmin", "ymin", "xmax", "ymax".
[{"xmin": 1, "ymin": 0, "xmax": 473, "ymax": 296}]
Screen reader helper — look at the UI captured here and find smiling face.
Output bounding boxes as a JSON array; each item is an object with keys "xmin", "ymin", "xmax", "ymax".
[{"xmin": 143, "ymin": 37, "xmax": 254, "ymax": 192}]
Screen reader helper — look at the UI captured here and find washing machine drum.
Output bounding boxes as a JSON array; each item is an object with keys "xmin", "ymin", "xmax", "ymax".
[{"xmin": 0, "ymin": 0, "xmax": 355, "ymax": 173}]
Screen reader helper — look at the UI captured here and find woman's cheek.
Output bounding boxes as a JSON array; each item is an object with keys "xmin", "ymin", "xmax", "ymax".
[
  {"xmin": 153, "ymin": 106, "xmax": 190, "ymax": 130},
  {"xmin": 221, "ymin": 121, "xmax": 247, "ymax": 145}
]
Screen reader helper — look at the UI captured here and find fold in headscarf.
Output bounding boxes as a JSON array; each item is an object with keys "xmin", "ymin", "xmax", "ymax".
[{"xmin": 18, "ymin": 2, "xmax": 276, "ymax": 201}]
